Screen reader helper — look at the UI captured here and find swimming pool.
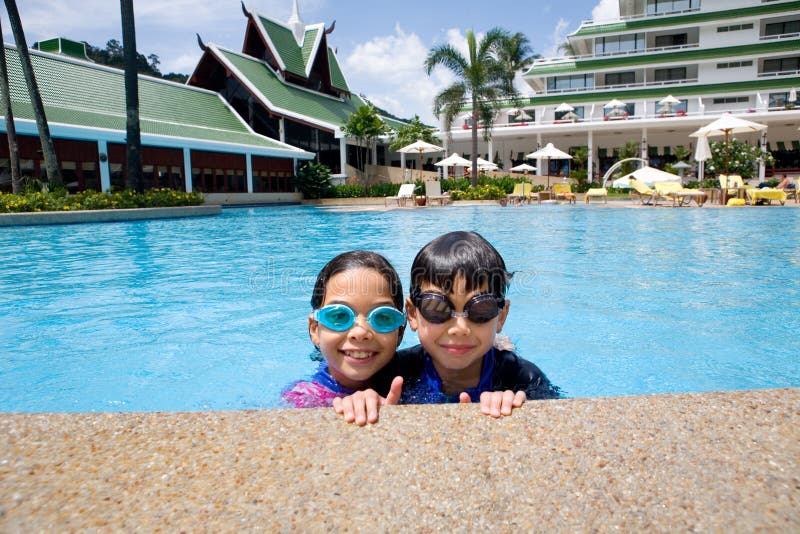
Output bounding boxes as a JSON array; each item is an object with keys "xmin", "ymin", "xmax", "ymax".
[{"xmin": 1, "ymin": 204, "xmax": 798, "ymax": 412}]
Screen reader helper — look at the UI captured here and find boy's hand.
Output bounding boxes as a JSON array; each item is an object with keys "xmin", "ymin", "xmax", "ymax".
[
  {"xmin": 332, "ymin": 376, "xmax": 403, "ymax": 426},
  {"xmin": 458, "ymin": 390, "xmax": 526, "ymax": 417}
]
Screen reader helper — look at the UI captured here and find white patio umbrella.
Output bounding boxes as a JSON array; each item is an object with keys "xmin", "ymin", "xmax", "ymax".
[
  {"xmin": 508, "ymin": 108, "xmax": 532, "ymax": 121},
  {"xmin": 554, "ymin": 102, "xmax": 574, "ymax": 112},
  {"xmin": 672, "ymin": 160, "xmax": 692, "ymax": 180},
  {"xmin": 690, "ymin": 113, "xmax": 767, "ymax": 175},
  {"xmin": 694, "ymin": 134, "xmax": 712, "ymax": 182},
  {"xmin": 476, "ymin": 157, "xmax": 498, "ymax": 171},
  {"xmin": 525, "ymin": 143, "xmax": 573, "ymax": 188},
  {"xmin": 658, "ymin": 94, "xmax": 681, "ymax": 114},
  {"xmin": 398, "ymin": 139, "xmax": 444, "ymax": 181},
  {"xmin": 604, "ymin": 98, "xmax": 626, "ymax": 109},
  {"xmin": 435, "ymin": 152, "xmax": 472, "ymax": 179},
  {"xmin": 562, "ymin": 111, "xmax": 580, "ymax": 122},
  {"xmin": 510, "ymin": 163, "xmax": 536, "ymax": 174},
  {"xmin": 612, "ymin": 166, "xmax": 680, "ymax": 188}
]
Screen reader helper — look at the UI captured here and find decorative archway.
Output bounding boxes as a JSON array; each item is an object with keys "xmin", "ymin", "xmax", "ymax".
[{"xmin": 601, "ymin": 157, "xmax": 649, "ymax": 187}]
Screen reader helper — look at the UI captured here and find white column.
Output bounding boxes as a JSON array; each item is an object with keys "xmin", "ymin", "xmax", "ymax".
[
  {"xmin": 587, "ymin": 130, "xmax": 594, "ymax": 183},
  {"xmin": 371, "ymin": 143, "xmax": 377, "ymax": 166},
  {"xmin": 97, "ymin": 140, "xmax": 111, "ymax": 192},
  {"xmin": 641, "ymin": 128, "xmax": 648, "ymax": 163},
  {"xmin": 400, "ymin": 152, "xmax": 406, "ymax": 175},
  {"xmin": 183, "ymin": 148, "xmax": 193, "ymax": 192},
  {"xmin": 535, "ymin": 134, "xmax": 543, "ymax": 176},
  {"xmin": 279, "ymin": 118, "xmax": 286, "ymax": 143},
  {"xmin": 246, "ymin": 153, "xmax": 253, "ymax": 193},
  {"xmin": 339, "ymin": 137, "xmax": 347, "ymax": 176},
  {"xmin": 488, "ymin": 139, "xmax": 494, "ymax": 162},
  {"xmin": 759, "ymin": 132, "xmax": 767, "ymax": 181}
]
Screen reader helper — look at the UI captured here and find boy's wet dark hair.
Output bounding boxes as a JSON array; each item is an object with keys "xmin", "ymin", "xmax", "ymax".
[
  {"xmin": 311, "ymin": 250, "xmax": 404, "ymax": 310},
  {"xmin": 410, "ymin": 231, "xmax": 512, "ymax": 299}
]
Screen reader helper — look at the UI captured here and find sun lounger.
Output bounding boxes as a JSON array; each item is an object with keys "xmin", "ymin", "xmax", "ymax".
[
  {"xmin": 507, "ymin": 183, "xmax": 532, "ymax": 205},
  {"xmin": 746, "ymin": 188, "xmax": 788, "ymax": 205},
  {"xmin": 424, "ymin": 180, "xmax": 450, "ymax": 206},
  {"xmin": 553, "ymin": 183, "xmax": 576, "ymax": 204},
  {"xmin": 628, "ymin": 178, "xmax": 656, "ymax": 205},
  {"xmin": 584, "ymin": 188, "xmax": 607, "ymax": 204},
  {"xmin": 385, "ymin": 183, "xmax": 416, "ymax": 207},
  {"xmin": 653, "ymin": 182, "xmax": 706, "ymax": 207}
]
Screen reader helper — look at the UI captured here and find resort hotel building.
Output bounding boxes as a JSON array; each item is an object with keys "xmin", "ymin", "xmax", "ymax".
[
  {"xmin": 442, "ymin": 0, "xmax": 800, "ymax": 181},
  {"xmin": 0, "ymin": 1, "xmax": 404, "ymax": 198}
]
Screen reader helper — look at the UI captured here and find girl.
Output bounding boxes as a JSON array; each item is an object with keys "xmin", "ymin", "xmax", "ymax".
[
  {"xmin": 282, "ymin": 250, "xmax": 406, "ymax": 408},
  {"xmin": 336, "ymin": 231, "xmax": 560, "ymax": 423}
]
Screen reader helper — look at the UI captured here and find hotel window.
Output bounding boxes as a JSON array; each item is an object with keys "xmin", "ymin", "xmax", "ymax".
[
  {"xmin": 717, "ymin": 60, "xmax": 753, "ymax": 69},
  {"xmin": 654, "ymin": 33, "xmax": 688, "ymax": 48},
  {"xmin": 605, "ymin": 71, "xmax": 636, "ymax": 86},
  {"xmin": 768, "ymin": 92, "xmax": 798, "ymax": 108},
  {"xmin": 764, "ymin": 20, "xmax": 800, "ymax": 37},
  {"xmin": 763, "ymin": 57, "xmax": 800, "ymax": 74},
  {"xmin": 654, "ymin": 67, "xmax": 687, "ymax": 82},
  {"xmin": 711, "ymin": 96, "xmax": 749, "ymax": 105},
  {"xmin": 594, "ymin": 34, "xmax": 644, "ymax": 55},
  {"xmin": 546, "ymin": 74, "xmax": 593, "ymax": 91},
  {"xmin": 647, "ymin": 0, "xmax": 698, "ymax": 15},
  {"xmin": 717, "ymin": 23, "xmax": 754, "ymax": 32}
]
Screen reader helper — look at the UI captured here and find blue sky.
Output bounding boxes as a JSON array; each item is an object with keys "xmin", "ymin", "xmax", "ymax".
[{"xmin": 3, "ymin": 0, "xmax": 616, "ymax": 123}]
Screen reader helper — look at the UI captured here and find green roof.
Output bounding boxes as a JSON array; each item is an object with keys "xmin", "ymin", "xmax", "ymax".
[
  {"xmin": 502, "ymin": 76, "xmax": 800, "ymax": 108},
  {"xmin": 572, "ymin": 1, "xmax": 800, "ymax": 37},
  {"xmin": 214, "ymin": 46, "xmax": 369, "ymax": 130},
  {"xmin": 530, "ymin": 38, "xmax": 800, "ymax": 75},
  {"xmin": 258, "ymin": 15, "xmax": 307, "ymax": 78},
  {"xmin": 33, "ymin": 38, "xmax": 90, "ymax": 61},
  {"xmin": 327, "ymin": 46, "xmax": 349, "ymax": 93},
  {"xmin": 1, "ymin": 45, "xmax": 309, "ymax": 155}
]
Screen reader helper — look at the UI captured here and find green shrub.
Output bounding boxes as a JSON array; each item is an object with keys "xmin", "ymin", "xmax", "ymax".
[
  {"xmin": 292, "ymin": 162, "xmax": 331, "ymax": 199},
  {"xmin": 0, "ymin": 188, "xmax": 204, "ymax": 213},
  {"xmin": 449, "ymin": 184, "xmax": 506, "ymax": 201}
]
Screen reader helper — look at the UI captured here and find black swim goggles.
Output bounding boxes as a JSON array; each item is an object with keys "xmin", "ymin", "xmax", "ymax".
[
  {"xmin": 313, "ymin": 304, "xmax": 406, "ymax": 333},
  {"xmin": 411, "ymin": 290, "xmax": 505, "ymax": 325}
]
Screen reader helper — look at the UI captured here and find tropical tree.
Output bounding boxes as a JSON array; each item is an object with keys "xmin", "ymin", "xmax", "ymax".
[
  {"xmin": 706, "ymin": 139, "xmax": 774, "ymax": 179},
  {"xmin": 121, "ymin": 0, "xmax": 143, "ymax": 192},
  {"xmin": 341, "ymin": 104, "xmax": 387, "ymax": 185},
  {"xmin": 0, "ymin": 18, "xmax": 21, "ymax": 192},
  {"xmin": 496, "ymin": 32, "xmax": 538, "ymax": 89},
  {"xmin": 388, "ymin": 115, "xmax": 440, "ymax": 151},
  {"xmin": 616, "ymin": 140, "xmax": 641, "ymax": 175},
  {"xmin": 425, "ymin": 28, "xmax": 519, "ymax": 187},
  {"xmin": 4, "ymin": 0, "xmax": 62, "ymax": 187}
]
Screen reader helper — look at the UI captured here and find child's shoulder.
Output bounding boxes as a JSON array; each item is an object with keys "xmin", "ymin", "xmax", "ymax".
[{"xmin": 491, "ymin": 348, "xmax": 562, "ymax": 400}]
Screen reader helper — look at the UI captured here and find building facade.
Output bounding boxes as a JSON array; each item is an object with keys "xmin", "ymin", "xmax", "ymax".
[{"xmin": 442, "ymin": 0, "xmax": 800, "ymax": 181}]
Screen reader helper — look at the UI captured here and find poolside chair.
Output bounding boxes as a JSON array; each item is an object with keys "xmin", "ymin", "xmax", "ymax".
[
  {"xmin": 584, "ymin": 188, "xmax": 608, "ymax": 204},
  {"xmin": 385, "ymin": 183, "xmax": 416, "ymax": 207},
  {"xmin": 507, "ymin": 183, "xmax": 526, "ymax": 205},
  {"xmin": 424, "ymin": 180, "xmax": 450, "ymax": 206},
  {"xmin": 553, "ymin": 183, "xmax": 576, "ymax": 204},
  {"xmin": 718, "ymin": 174, "xmax": 751, "ymax": 204},
  {"xmin": 653, "ymin": 181, "xmax": 706, "ymax": 207},
  {"xmin": 628, "ymin": 178, "xmax": 656, "ymax": 205}
]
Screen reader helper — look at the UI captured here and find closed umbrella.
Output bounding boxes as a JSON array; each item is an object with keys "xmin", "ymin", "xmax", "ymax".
[
  {"xmin": 398, "ymin": 140, "xmax": 444, "ymax": 181},
  {"xmin": 690, "ymin": 113, "xmax": 767, "ymax": 175},
  {"xmin": 694, "ymin": 134, "xmax": 712, "ymax": 183},
  {"xmin": 525, "ymin": 143, "xmax": 573, "ymax": 188}
]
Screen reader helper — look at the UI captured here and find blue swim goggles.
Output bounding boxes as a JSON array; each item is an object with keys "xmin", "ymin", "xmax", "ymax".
[{"xmin": 313, "ymin": 304, "xmax": 406, "ymax": 333}]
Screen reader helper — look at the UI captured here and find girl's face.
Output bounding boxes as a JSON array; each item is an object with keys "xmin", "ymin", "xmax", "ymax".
[
  {"xmin": 309, "ymin": 267, "xmax": 402, "ymax": 390},
  {"xmin": 406, "ymin": 275, "xmax": 509, "ymax": 388}
]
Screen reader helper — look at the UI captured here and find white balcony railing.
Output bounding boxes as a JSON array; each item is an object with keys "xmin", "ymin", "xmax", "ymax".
[
  {"xmin": 577, "ymin": 6, "xmax": 701, "ymax": 28},
  {"xmin": 532, "ymin": 42, "xmax": 699, "ymax": 67},
  {"xmin": 544, "ymin": 77, "xmax": 698, "ymax": 96},
  {"xmin": 758, "ymin": 68, "xmax": 800, "ymax": 77}
]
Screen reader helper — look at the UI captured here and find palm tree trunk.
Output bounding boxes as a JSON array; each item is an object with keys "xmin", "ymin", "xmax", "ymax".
[
  {"xmin": 4, "ymin": 0, "xmax": 62, "ymax": 187},
  {"xmin": 121, "ymin": 0, "xmax": 143, "ymax": 192},
  {"xmin": 0, "ymin": 19, "xmax": 22, "ymax": 193},
  {"xmin": 470, "ymin": 109, "xmax": 479, "ymax": 187}
]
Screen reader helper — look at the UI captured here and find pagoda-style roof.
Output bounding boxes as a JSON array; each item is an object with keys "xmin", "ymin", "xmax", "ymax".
[
  {"xmin": 1, "ymin": 45, "xmax": 312, "ymax": 159},
  {"xmin": 193, "ymin": 44, "xmax": 405, "ymax": 133}
]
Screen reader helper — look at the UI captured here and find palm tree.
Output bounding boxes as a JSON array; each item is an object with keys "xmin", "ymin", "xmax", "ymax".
[
  {"xmin": 121, "ymin": 0, "xmax": 143, "ymax": 192},
  {"xmin": 425, "ymin": 28, "xmax": 518, "ymax": 187},
  {"xmin": 0, "ymin": 18, "xmax": 22, "ymax": 192},
  {"xmin": 341, "ymin": 104, "xmax": 387, "ymax": 185},
  {"xmin": 497, "ymin": 32, "xmax": 538, "ymax": 89},
  {"xmin": 4, "ymin": 0, "xmax": 62, "ymax": 187}
]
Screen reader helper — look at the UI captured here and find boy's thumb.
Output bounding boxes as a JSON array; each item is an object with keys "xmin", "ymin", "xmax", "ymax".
[{"xmin": 383, "ymin": 376, "xmax": 403, "ymax": 405}]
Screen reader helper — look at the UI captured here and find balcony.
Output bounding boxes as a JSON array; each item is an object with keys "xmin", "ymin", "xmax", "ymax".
[
  {"xmin": 545, "ymin": 77, "xmax": 698, "ymax": 96},
  {"xmin": 531, "ymin": 42, "xmax": 700, "ymax": 68}
]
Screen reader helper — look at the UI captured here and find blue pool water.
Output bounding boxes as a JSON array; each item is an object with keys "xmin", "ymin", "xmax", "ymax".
[{"xmin": 1, "ymin": 204, "xmax": 799, "ymax": 412}]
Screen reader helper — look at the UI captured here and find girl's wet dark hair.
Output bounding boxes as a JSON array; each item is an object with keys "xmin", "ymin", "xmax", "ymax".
[
  {"xmin": 311, "ymin": 250, "xmax": 404, "ymax": 310},
  {"xmin": 410, "ymin": 231, "xmax": 512, "ymax": 298}
]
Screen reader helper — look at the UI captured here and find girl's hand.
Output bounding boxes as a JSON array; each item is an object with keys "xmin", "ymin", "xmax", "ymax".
[
  {"xmin": 332, "ymin": 376, "xmax": 403, "ymax": 426},
  {"xmin": 458, "ymin": 390, "xmax": 526, "ymax": 417}
]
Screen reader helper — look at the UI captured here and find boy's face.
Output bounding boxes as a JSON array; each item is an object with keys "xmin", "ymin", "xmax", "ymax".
[
  {"xmin": 309, "ymin": 268, "xmax": 402, "ymax": 390},
  {"xmin": 406, "ymin": 276, "xmax": 509, "ymax": 386}
]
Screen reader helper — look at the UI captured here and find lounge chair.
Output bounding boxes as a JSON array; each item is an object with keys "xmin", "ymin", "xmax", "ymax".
[
  {"xmin": 628, "ymin": 178, "xmax": 656, "ymax": 205},
  {"xmin": 507, "ymin": 183, "xmax": 529, "ymax": 205},
  {"xmin": 653, "ymin": 181, "xmax": 706, "ymax": 207},
  {"xmin": 584, "ymin": 188, "xmax": 607, "ymax": 204},
  {"xmin": 424, "ymin": 180, "xmax": 450, "ymax": 206},
  {"xmin": 385, "ymin": 183, "xmax": 416, "ymax": 207},
  {"xmin": 718, "ymin": 174, "xmax": 750, "ymax": 205},
  {"xmin": 745, "ymin": 188, "xmax": 788, "ymax": 205},
  {"xmin": 553, "ymin": 183, "xmax": 576, "ymax": 204}
]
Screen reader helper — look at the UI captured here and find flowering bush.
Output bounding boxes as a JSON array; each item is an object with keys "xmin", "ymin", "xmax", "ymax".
[
  {"xmin": 0, "ymin": 188, "xmax": 204, "ymax": 213},
  {"xmin": 706, "ymin": 139, "xmax": 775, "ymax": 179},
  {"xmin": 449, "ymin": 184, "xmax": 506, "ymax": 200}
]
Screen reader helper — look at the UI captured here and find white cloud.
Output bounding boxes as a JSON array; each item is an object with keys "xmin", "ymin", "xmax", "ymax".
[
  {"xmin": 592, "ymin": 0, "xmax": 620, "ymax": 22},
  {"xmin": 542, "ymin": 18, "xmax": 571, "ymax": 57}
]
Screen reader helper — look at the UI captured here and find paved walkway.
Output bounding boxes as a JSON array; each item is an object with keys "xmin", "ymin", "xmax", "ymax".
[{"xmin": 2, "ymin": 388, "xmax": 797, "ymax": 531}]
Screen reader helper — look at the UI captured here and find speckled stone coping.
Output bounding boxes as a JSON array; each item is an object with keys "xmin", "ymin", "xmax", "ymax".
[
  {"xmin": 0, "ymin": 205, "xmax": 221, "ymax": 227},
  {"xmin": 1, "ymin": 388, "xmax": 797, "ymax": 531}
]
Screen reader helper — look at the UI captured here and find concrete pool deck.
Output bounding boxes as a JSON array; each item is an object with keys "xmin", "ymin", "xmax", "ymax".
[{"xmin": 1, "ymin": 388, "xmax": 797, "ymax": 531}]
